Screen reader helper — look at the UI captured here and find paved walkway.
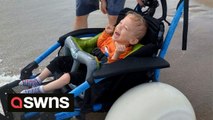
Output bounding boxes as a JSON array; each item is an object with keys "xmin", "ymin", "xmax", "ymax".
[{"xmin": 0, "ymin": 0, "xmax": 212, "ymax": 119}]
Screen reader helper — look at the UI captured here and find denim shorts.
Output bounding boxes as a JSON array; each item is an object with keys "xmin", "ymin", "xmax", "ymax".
[{"xmin": 76, "ymin": 0, "xmax": 126, "ymax": 16}]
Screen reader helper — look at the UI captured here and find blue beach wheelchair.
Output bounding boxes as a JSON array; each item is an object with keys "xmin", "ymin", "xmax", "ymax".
[{"xmin": 0, "ymin": 0, "xmax": 196, "ymax": 120}]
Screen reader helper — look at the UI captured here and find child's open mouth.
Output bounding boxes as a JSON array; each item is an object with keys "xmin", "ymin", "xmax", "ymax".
[{"xmin": 114, "ymin": 31, "xmax": 120, "ymax": 39}]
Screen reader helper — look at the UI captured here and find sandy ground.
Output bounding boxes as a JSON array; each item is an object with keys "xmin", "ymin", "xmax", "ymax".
[
  {"xmin": 0, "ymin": 0, "xmax": 212, "ymax": 120},
  {"xmin": 196, "ymin": 0, "xmax": 213, "ymax": 7}
]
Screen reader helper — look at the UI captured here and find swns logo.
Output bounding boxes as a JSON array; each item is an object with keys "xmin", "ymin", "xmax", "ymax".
[{"xmin": 7, "ymin": 94, "xmax": 74, "ymax": 112}]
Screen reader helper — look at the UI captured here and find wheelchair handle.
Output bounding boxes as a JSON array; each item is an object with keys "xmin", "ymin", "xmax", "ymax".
[{"xmin": 64, "ymin": 36, "xmax": 99, "ymax": 81}]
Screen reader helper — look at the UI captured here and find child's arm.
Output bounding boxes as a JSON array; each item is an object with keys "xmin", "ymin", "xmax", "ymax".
[
  {"xmin": 97, "ymin": 25, "xmax": 115, "ymax": 47},
  {"xmin": 111, "ymin": 42, "xmax": 126, "ymax": 61}
]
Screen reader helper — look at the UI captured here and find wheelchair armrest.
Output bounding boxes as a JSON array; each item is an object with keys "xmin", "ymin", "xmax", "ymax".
[
  {"xmin": 93, "ymin": 57, "xmax": 170, "ymax": 78},
  {"xmin": 64, "ymin": 36, "xmax": 99, "ymax": 80}
]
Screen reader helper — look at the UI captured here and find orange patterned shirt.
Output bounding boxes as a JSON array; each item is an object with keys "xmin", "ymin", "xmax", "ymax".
[{"xmin": 97, "ymin": 31, "xmax": 132, "ymax": 63}]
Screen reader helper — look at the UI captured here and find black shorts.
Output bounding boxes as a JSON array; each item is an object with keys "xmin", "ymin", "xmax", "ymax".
[
  {"xmin": 76, "ymin": 0, "xmax": 126, "ymax": 16},
  {"xmin": 46, "ymin": 56, "xmax": 87, "ymax": 85}
]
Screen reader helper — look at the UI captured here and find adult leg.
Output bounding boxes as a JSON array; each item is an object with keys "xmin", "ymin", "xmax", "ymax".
[
  {"xmin": 107, "ymin": 0, "xmax": 126, "ymax": 26},
  {"xmin": 99, "ymin": 0, "xmax": 118, "ymax": 26},
  {"xmin": 74, "ymin": 15, "xmax": 89, "ymax": 30},
  {"xmin": 74, "ymin": 0, "xmax": 99, "ymax": 30},
  {"xmin": 107, "ymin": 15, "xmax": 118, "ymax": 26}
]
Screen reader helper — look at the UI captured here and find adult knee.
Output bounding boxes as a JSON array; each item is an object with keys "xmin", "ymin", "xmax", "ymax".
[
  {"xmin": 108, "ymin": 15, "xmax": 118, "ymax": 26},
  {"xmin": 74, "ymin": 15, "xmax": 89, "ymax": 30}
]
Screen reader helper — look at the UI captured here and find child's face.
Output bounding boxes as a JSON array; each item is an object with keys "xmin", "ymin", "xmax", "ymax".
[{"xmin": 112, "ymin": 15, "xmax": 139, "ymax": 46}]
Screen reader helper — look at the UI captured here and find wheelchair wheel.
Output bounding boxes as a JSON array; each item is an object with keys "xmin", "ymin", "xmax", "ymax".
[{"xmin": 105, "ymin": 82, "xmax": 196, "ymax": 120}]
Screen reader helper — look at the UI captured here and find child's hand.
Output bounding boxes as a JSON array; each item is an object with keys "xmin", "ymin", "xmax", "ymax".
[
  {"xmin": 105, "ymin": 24, "xmax": 115, "ymax": 34},
  {"xmin": 112, "ymin": 42, "xmax": 126, "ymax": 60},
  {"xmin": 115, "ymin": 43, "xmax": 126, "ymax": 55}
]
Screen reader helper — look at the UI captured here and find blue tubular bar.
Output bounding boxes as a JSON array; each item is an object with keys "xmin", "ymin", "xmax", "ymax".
[
  {"xmin": 55, "ymin": 108, "xmax": 80, "ymax": 120},
  {"xmin": 69, "ymin": 81, "xmax": 90, "ymax": 97},
  {"xmin": 93, "ymin": 104, "xmax": 103, "ymax": 111},
  {"xmin": 22, "ymin": 112, "xmax": 40, "ymax": 119},
  {"xmin": 69, "ymin": 78, "xmax": 104, "ymax": 97},
  {"xmin": 24, "ymin": 81, "xmax": 92, "ymax": 120},
  {"xmin": 55, "ymin": 104, "xmax": 103, "ymax": 120},
  {"xmin": 155, "ymin": 1, "xmax": 184, "ymax": 80},
  {"xmin": 55, "ymin": 79, "xmax": 105, "ymax": 119},
  {"xmin": 94, "ymin": 78, "xmax": 105, "ymax": 84},
  {"xmin": 159, "ymin": 2, "xmax": 184, "ymax": 58},
  {"xmin": 35, "ymin": 42, "xmax": 61, "ymax": 64}
]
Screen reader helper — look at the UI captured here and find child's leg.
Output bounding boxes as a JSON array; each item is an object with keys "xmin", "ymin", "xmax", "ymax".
[
  {"xmin": 19, "ymin": 68, "xmax": 52, "ymax": 87},
  {"xmin": 42, "ymin": 73, "xmax": 71, "ymax": 92},
  {"xmin": 20, "ymin": 86, "xmax": 44, "ymax": 94},
  {"xmin": 37, "ymin": 68, "xmax": 52, "ymax": 80},
  {"xmin": 21, "ymin": 73, "xmax": 71, "ymax": 93},
  {"xmin": 20, "ymin": 56, "xmax": 72, "ymax": 88}
]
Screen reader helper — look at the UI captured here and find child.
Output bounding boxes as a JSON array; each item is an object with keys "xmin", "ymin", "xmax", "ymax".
[{"xmin": 19, "ymin": 11, "xmax": 147, "ymax": 93}]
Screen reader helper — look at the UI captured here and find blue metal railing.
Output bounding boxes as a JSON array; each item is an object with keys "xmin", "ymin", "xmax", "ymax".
[{"xmin": 155, "ymin": 1, "xmax": 184, "ymax": 80}]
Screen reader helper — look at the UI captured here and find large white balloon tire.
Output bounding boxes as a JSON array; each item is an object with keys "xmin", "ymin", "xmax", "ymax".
[{"xmin": 105, "ymin": 82, "xmax": 196, "ymax": 120}]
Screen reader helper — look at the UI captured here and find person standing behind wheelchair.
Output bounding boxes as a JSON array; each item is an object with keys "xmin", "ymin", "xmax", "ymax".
[
  {"xmin": 137, "ymin": 0, "xmax": 145, "ymax": 7},
  {"xmin": 74, "ymin": 0, "xmax": 126, "ymax": 30}
]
